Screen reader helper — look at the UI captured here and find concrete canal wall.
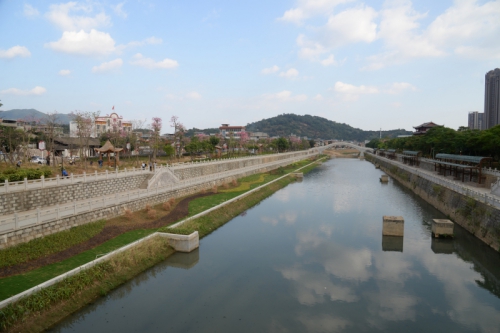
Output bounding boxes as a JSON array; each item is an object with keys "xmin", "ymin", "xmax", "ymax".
[
  {"xmin": 0, "ymin": 151, "xmax": 316, "ymax": 249},
  {"xmin": 366, "ymin": 153, "xmax": 500, "ymax": 251}
]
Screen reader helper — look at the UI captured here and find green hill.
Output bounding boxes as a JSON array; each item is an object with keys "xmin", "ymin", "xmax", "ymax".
[
  {"xmin": 245, "ymin": 114, "xmax": 411, "ymax": 141},
  {"xmin": 0, "ymin": 109, "xmax": 73, "ymax": 124}
]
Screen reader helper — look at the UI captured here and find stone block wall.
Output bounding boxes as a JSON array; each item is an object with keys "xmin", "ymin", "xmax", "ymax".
[
  {"xmin": 0, "ymin": 174, "xmax": 150, "ymax": 216},
  {"xmin": 367, "ymin": 153, "xmax": 500, "ymax": 251},
  {"xmin": 0, "ymin": 153, "xmax": 313, "ymax": 249},
  {"xmin": 171, "ymin": 151, "xmax": 311, "ymax": 180}
]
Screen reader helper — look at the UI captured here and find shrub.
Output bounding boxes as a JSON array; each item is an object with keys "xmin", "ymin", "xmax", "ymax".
[
  {"xmin": 232, "ymin": 179, "xmax": 238, "ymax": 186},
  {"xmin": 145, "ymin": 204, "xmax": 152, "ymax": 212},
  {"xmin": 123, "ymin": 208, "xmax": 133, "ymax": 219},
  {"xmin": 147, "ymin": 209, "xmax": 157, "ymax": 219},
  {"xmin": 212, "ymin": 186, "xmax": 218, "ymax": 193},
  {"xmin": 223, "ymin": 183, "xmax": 229, "ymax": 189},
  {"xmin": 162, "ymin": 202, "xmax": 171, "ymax": 211},
  {"xmin": 168, "ymin": 198, "xmax": 175, "ymax": 205}
]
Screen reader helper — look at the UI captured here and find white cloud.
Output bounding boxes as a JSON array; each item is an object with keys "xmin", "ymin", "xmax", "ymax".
[
  {"xmin": 130, "ymin": 53, "xmax": 178, "ymax": 69},
  {"xmin": 264, "ymin": 90, "xmax": 307, "ymax": 102},
  {"xmin": 45, "ymin": 29, "xmax": 116, "ymax": 56},
  {"xmin": 46, "ymin": 2, "xmax": 111, "ymax": 31},
  {"xmin": 279, "ymin": 0, "xmax": 355, "ymax": 25},
  {"xmin": 314, "ymin": 94, "xmax": 323, "ymax": 100},
  {"xmin": 279, "ymin": 68, "xmax": 299, "ymax": 79},
  {"xmin": 122, "ymin": 36, "xmax": 163, "ymax": 49},
  {"xmin": 261, "ymin": 65, "xmax": 279, "ymax": 74},
  {"xmin": 24, "ymin": 4, "xmax": 39, "ymax": 17},
  {"xmin": 0, "ymin": 86, "xmax": 46, "ymax": 95},
  {"xmin": 385, "ymin": 82, "xmax": 416, "ymax": 94},
  {"xmin": 186, "ymin": 91, "xmax": 202, "ymax": 100},
  {"xmin": 332, "ymin": 81, "xmax": 417, "ymax": 101},
  {"xmin": 59, "ymin": 69, "xmax": 71, "ymax": 76},
  {"xmin": 111, "ymin": 2, "xmax": 127, "ymax": 19},
  {"xmin": 320, "ymin": 54, "xmax": 336, "ymax": 66},
  {"xmin": 92, "ymin": 58, "xmax": 123, "ymax": 73},
  {"xmin": 0, "ymin": 46, "xmax": 31, "ymax": 59}
]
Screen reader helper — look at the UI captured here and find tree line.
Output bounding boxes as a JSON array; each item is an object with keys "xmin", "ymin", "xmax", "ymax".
[{"xmin": 366, "ymin": 125, "xmax": 500, "ymax": 160}]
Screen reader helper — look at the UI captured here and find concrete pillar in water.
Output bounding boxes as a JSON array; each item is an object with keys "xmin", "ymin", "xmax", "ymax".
[
  {"xmin": 382, "ymin": 216, "xmax": 404, "ymax": 236},
  {"xmin": 380, "ymin": 174, "xmax": 389, "ymax": 182},
  {"xmin": 431, "ymin": 219, "xmax": 454, "ymax": 238},
  {"xmin": 159, "ymin": 231, "xmax": 199, "ymax": 252},
  {"xmin": 291, "ymin": 172, "xmax": 304, "ymax": 178},
  {"xmin": 375, "ymin": 164, "xmax": 380, "ymax": 169}
]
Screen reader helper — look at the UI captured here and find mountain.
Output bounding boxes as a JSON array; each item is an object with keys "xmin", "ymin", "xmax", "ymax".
[
  {"xmin": 0, "ymin": 109, "xmax": 73, "ymax": 124},
  {"xmin": 244, "ymin": 114, "xmax": 412, "ymax": 141}
]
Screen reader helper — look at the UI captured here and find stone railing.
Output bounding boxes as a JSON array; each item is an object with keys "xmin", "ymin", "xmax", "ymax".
[
  {"xmin": 368, "ymin": 152, "xmax": 500, "ymax": 209},
  {"xmin": 0, "ymin": 167, "xmax": 151, "ymax": 194},
  {"xmin": 0, "ymin": 152, "xmax": 315, "ymax": 235}
]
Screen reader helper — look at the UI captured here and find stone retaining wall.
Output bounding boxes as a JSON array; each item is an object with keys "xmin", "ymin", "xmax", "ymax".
[
  {"xmin": 0, "ymin": 174, "xmax": 150, "ymax": 216},
  {"xmin": 366, "ymin": 153, "xmax": 500, "ymax": 251},
  {"xmin": 0, "ymin": 155, "xmax": 311, "ymax": 249}
]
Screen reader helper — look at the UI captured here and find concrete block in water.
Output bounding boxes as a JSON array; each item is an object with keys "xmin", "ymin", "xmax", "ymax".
[
  {"xmin": 380, "ymin": 175, "xmax": 389, "ymax": 183},
  {"xmin": 375, "ymin": 164, "xmax": 380, "ymax": 169},
  {"xmin": 159, "ymin": 231, "xmax": 199, "ymax": 252},
  {"xmin": 382, "ymin": 216, "xmax": 404, "ymax": 236},
  {"xmin": 432, "ymin": 219, "xmax": 454, "ymax": 238},
  {"xmin": 382, "ymin": 235, "xmax": 403, "ymax": 252},
  {"xmin": 291, "ymin": 172, "xmax": 304, "ymax": 178}
]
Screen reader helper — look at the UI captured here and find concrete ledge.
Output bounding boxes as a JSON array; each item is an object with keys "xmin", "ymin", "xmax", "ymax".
[
  {"xmin": 158, "ymin": 231, "xmax": 199, "ymax": 252},
  {"xmin": 383, "ymin": 216, "xmax": 404, "ymax": 236},
  {"xmin": 432, "ymin": 219, "xmax": 454, "ymax": 238}
]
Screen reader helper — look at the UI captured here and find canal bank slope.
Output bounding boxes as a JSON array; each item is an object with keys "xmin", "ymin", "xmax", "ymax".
[
  {"xmin": 0, "ymin": 158, "xmax": 324, "ymax": 333},
  {"xmin": 366, "ymin": 153, "xmax": 500, "ymax": 252}
]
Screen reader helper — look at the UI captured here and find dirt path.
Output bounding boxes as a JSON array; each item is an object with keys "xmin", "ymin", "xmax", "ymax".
[{"xmin": 0, "ymin": 192, "xmax": 213, "ymax": 278}]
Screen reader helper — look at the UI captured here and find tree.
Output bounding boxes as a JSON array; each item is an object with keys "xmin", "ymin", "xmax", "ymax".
[
  {"xmin": 170, "ymin": 116, "xmax": 185, "ymax": 159},
  {"xmin": 275, "ymin": 137, "xmax": 289, "ymax": 152},
  {"xmin": 71, "ymin": 110, "xmax": 100, "ymax": 170},
  {"xmin": 131, "ymin": 118, "xmax": 147, "ymax": 165},
  {"xmin": 43, "ymin": 112, "xmax": 61, "ymax": 171},
  {"xmin": 209, "ymin": 136, "xmax": 220, "ymax": 148},
  {"xmin": 0, "ymin": 126, "xmax": 24, "ymax": 165},
  {"xmin": 151, "ymin": 117, "xmax": 162, "ymax": 161},
  {"xmin": 163, "ymin": 144, "xmax": 175, "ymax": 160}
]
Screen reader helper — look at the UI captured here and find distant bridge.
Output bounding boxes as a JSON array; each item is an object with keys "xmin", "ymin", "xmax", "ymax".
[{"xmin": 317, "ymin": 142, "xmax": 373, "ymax": 156}]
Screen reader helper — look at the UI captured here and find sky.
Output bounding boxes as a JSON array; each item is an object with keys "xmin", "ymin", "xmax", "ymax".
[{"xmin": 0, "ymin": 0, "xmax": 499, "ymax": 134}]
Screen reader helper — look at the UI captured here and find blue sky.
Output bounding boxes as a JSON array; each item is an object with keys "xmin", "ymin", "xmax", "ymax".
[{"xmin": 0, "ymin": 0, "xmax": 499, "ymax": 133}]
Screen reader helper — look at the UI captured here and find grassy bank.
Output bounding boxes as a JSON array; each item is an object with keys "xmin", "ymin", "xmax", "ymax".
[
  {"xmin": 0, "ymin": 156, "xmax": 324, "ymax": 332},
  {"xmin": 0, "ymin": 236, "xmax": 174, "ymax": 333}
]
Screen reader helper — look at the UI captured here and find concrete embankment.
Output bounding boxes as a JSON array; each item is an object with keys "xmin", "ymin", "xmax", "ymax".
[{"xmin": 366, "ymin": 153, "xmax": 500, "ymax": 251}]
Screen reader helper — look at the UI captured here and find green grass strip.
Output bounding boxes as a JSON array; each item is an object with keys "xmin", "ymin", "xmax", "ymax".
[
  {"xmin": 0, "ymin": 229, "xmax": 154, "ymax": 301},
  {"xmin": 0, "ymin": 220, "xmax": 106, "ymax": 269}
]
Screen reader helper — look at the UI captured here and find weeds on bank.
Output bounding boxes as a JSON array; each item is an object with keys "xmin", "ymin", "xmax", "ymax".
[
  {"xmin": 0, "ymin": 236, "xmax": 173, "ymax": 333},
  {"xmin": 0, "ymin": 220, "xmax": 105, "ymax": 269}
]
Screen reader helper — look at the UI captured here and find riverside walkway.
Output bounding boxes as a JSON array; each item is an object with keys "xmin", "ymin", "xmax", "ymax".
[{"xmin": 367, "ymin": 152, "xmax": 500, "ymax": 209}]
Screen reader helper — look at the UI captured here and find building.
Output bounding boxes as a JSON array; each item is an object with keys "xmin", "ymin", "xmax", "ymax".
[
  {"xmin": 484, "ymin": 68, "xmax": 500, "ymax": 129},
  {"xmin": 249, "ymin": 132, "xmax": 269, "ymax": 141},
  {"xmin": 468, "ymin": 111, "xmax": 484, "ymax": 130},
  {"xmin": 70, "ymin": 112, "xmax": 132, "ymax": 138},
  {"xmin": 0, "ymin": 119, "xmax": 64, "ymax": 136},
  {"xmin": 219, "ymin": 124, "xmax": 245, "ymax": 139},
  {"xmin": 413, "ymin": 122, "xmax": 442, "ymax": 135}
]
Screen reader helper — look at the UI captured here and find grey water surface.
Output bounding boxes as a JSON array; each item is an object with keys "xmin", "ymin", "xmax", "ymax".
[{"xmin": 49, "ymin": 158, "xmax": 500, "ymax": 333}]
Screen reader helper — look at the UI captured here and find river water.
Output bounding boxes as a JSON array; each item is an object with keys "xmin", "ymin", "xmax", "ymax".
[{"xmin": 50, "ymin": 158, "xmax": 500, "ymax": 333}]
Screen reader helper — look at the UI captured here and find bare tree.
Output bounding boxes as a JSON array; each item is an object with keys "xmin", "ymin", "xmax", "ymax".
[
  {"xmin": 150, "ymin": 117, "xmax": 162, "ymax": 161},
  {"xmin": 131, "ymin": 118, "xmax": 147, "ymax": 166},
  {"xmin": 71, "ymin": 110, "xmax": 100, "ymax": 170},
  {"xmin": 170, "ymin": 116, "xmax": 185, "ymax": 159},
  {"xmin": 43, "ymin": 112, "xmax": 61, "ymax": 171}
]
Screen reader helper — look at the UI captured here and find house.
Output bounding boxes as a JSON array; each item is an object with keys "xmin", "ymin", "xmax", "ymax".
[
  {"xmin": 249, "ymin": 132, "xmax": 269, "ymax": 141},
  {"xmin": 413, "ymin": 122, "xmax": 442, "ymax": 135},
  {"xmin": 219, "ymin": 124, "xmax": 245, "ymax": 139}
]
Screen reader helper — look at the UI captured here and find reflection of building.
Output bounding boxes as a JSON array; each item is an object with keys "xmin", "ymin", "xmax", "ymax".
[
  {"xmin": 219, "ymin": 124, "xmax": 245, "ymax": 139},
  {"xmin": 484, "ymin": 68, "xmax": 500, "ymax": 129},
  {"xmin": 468, "ymin": 111, "xmax": 484, "ymax": 130},
  {"xmin": 413, "ymin": 121, "xmax": 442, "ymax": 135},
  {"xmin": 70, "ymin": 112, "xmax": 132, "ymax": 138}
]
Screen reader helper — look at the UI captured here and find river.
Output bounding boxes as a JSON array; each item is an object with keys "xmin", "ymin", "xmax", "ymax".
[{"xmin": 49, "ymin": 158, "xmax": 500, "ymax": 333}]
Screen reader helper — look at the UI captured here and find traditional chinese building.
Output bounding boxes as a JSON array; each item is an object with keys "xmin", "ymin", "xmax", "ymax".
[{"xmin": 413, "ymin": 121, "xmax": 442, "ymax": 135}]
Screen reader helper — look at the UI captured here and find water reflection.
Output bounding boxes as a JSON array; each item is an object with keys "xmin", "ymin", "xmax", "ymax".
[{"xmin": 50, "ymin": 158, "xmax": 500, "ymax": 333}]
